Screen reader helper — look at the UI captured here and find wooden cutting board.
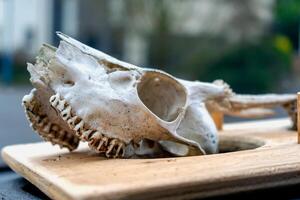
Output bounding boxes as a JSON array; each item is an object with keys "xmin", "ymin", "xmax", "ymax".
[{"xmin": 2, "ymin": 118, "xmax": 300, "ymax": 200}]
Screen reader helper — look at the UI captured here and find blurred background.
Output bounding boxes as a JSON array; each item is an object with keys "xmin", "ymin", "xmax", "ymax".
[{"xmin": 0, "ymin": 0, "xmax": 300, "ymax": 165}]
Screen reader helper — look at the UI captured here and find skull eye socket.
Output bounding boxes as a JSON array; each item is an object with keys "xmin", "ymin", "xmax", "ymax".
[
  {"xmin": 137, "ymin": 72, "xmax": 187, "ymax": 122},
  {"xmin": 63, "ymin": 80, "xmax": 74, "ymax": 87}
]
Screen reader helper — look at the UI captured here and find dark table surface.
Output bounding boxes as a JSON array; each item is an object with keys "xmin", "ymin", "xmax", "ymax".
[
  {"xmin": 1, "ymin": 166, "xmax": 300, "ymax": 200},
  {"xmin": 0, "ymin": 167, "xmax": 50, "ymax": 200}
]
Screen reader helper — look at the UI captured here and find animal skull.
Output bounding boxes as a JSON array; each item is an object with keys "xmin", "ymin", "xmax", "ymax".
[{"xmin": 23, "ymin": 32, "xmax": 232, "ymax": 158}]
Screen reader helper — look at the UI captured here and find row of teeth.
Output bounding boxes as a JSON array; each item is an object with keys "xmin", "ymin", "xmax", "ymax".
[
  {"xmin": 49, "ymin": 93, "xmax": 125, "ymax": 158},
  {"xmin": 24, "ymin": 107, "xmax": 79, "ymax": 151}
]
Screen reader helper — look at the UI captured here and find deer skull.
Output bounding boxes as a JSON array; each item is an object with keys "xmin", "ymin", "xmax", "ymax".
[{"xmin": 22, "ymin": 32, "xmax": 232, "ymax": 158}]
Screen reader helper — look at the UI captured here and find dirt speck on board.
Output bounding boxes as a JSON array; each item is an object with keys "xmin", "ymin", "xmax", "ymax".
[{"xmin": 42, "ymin": 155, "xmax": 62, "ymax": 162}]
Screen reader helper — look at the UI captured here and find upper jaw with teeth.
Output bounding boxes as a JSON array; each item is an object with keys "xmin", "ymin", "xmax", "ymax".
[
  {"xmin": 49, "ymin": 93, "xmax": 126, "ymax": 158},
  {"xmin": 22, "ymin": 87, "xmax": 80, "ymax": 151}
]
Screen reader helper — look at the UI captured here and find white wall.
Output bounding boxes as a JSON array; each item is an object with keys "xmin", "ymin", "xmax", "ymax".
[
  {"xmin": 0, "ymin": 0, "xmax": 53, "ymax": 54},
  {"xmin": 0, "ymin": 0, "xmax": 3, "ymax": 33}
]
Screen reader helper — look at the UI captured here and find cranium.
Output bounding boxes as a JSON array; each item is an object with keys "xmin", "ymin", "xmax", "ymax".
[{"xmin": 23, "ymin": 32, "xmax": 232, "ymax": 158}]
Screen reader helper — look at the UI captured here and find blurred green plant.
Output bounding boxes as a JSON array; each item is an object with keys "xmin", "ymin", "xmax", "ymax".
[
  {"xmin": 201, "ymin": 39, "xmax": 292, "ymax": 93},
  {"xmin": 11, "ymin": 53, "xmax": 33, "ymax": 85},
  {"xmin": 196, "ymin": 0, "xmax": 299, "ymax": 93},
  {"xmin": 148, "ymin": 34, "xmax": 292, "ymax": 93},
  {"xmin": 275, "ymin": 0, "xmax": 300, "ymax": 50},
  {"xmin": 273, "ymin": 35, "xmax": 293, "ymax": 54},
  {"xmin": 144, "ymin": 0, "xmax": 297, "ymax": 94},
  {"xmin": 13, "ymin": 64, "xmax": 30, "ymax": 84}
]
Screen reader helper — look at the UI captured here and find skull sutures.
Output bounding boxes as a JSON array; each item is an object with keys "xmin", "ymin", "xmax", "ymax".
[{"xmin": 23, "ymin": 33, "xmax": 233, "ymax": 158}]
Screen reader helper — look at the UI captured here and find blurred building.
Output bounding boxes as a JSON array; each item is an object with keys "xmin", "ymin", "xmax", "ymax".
[
  {"xmin": 0, "ymin": 0, "xmax": 275, "ymax": 61},
  {"xmin": 0, "ymin": 0, "xmax": 52, "ymax": 54}
]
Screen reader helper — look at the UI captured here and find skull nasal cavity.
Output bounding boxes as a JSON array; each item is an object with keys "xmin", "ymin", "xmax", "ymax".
[{"xmin": 137, "ymin": 72, "xmax": 187, "ymax": 122}]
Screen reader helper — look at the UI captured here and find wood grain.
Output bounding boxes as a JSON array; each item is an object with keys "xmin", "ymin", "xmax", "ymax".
[{"xmin": 2, "ymin": 118, "xmax": 300, "ymax": 200}]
